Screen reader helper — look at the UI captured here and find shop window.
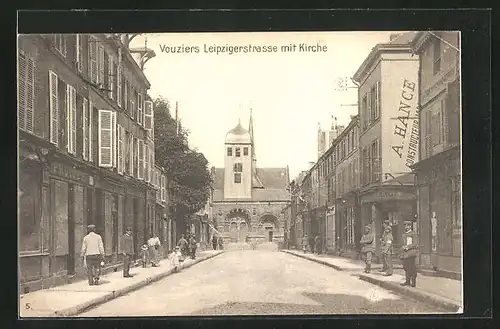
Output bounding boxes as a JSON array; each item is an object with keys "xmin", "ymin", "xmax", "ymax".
[{"xmin": 19, "ymin": 166, "xmax": 41, "ymax": 252}]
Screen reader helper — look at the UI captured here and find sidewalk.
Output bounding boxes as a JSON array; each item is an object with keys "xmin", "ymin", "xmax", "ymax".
[
  {"xmin": 283, "ymin": 250, "xmax": 463, "ymax": 312},
  {"xmin": 19, "ymin": 250, "xmax": 223, "ymax": 317}
]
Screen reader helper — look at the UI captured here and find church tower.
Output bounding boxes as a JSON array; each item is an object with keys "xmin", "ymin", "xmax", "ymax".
[{"xmin": 224, "ymin": 119, "xmax": 253, "ymax": 199}]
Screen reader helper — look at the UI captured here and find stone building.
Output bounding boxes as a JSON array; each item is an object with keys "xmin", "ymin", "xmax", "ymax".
[
  {"xmin": 18, "ymin": 34, "xmax": 168, "ymax": 292},
  {"xmin": 411, "ymin": 31, "xmax": 461, "ymax": 279},
  {"xmin": 211, "ymin": 112, "xmax": 290, "ymax": 244},
  {"xmin": 352, "ymin": 32, "xmax": 420, "ymax": 263}
]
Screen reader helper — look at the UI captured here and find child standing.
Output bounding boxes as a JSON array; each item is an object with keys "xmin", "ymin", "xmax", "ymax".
[
  {"xmin": 169, "ymin": 246, "xmax": 182, "ymax": 272},
  {"xmin": 140, "ymin": 244, "xmax": 149, "ymax": 268}
]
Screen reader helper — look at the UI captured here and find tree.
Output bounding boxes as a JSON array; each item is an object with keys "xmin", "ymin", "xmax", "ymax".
[{"xmin": 153, "ymin": 97, "xmax": 212, "ymax": 232}]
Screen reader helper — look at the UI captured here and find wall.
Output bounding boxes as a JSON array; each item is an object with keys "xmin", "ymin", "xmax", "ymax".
[{"xmin": 380, "ymin": 54, "xmax": 420, "ymax": 179}]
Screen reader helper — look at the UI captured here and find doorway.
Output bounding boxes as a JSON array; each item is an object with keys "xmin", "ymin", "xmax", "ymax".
[
  {"xmin": 67, "ymin": 184, "xmax": 75, "ymax": 275},
  {"xmin": 268, "ymin": 230, "xmax": 273, "ymax": 242}
]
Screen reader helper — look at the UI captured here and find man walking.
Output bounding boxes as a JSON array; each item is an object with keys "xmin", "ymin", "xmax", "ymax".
[
  {"xmin": 121, "ymin": 227, "xmax": 134, "ymax": 278},
  {"xmin": 400, "ymin": 220, "xmax": 418, "ymax": 287},
  {"xmin": 188, "ymin": 234, "xmax": 197, "ymax": 260},
  {"xmin": 81, "ymin": 224, "xmax": 105, "ymax": 285},
  {"xmin": 360, "ymin": 225, "xmax": 375, "ymax": 274},
  {"xmin": 380, "ymin": 225, "xmax": 394, "ymax": 276},
  {"xmin": 212, "ymin": 234, "xmax": 218, "ymax": 250},
  {"xmin": 177, "ymin": 234, "xmax": 188, "ymax": 257}
]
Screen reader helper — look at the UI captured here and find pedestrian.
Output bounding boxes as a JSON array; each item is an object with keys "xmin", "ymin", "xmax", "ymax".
[
  {"xmin": 314, "ymin": 234, "xmax": 321, "ymax": 255},
  {"xmin": 212, "ymin": 235, "xmax": 218, "ymax": 250},
  {"xmin": 360, "ymin": 225, "xmax": 375, "ymax": 273},
  {"xmin": 177, "ymin": 234, "xmax": 188, "ymax": 257},
  {"xmin": 309, "ymin": 235, "xmax": 315, "ymax": 254},
  {"xmin": 400, "ymin": 220, "xmax": 418, "ymax": 287},
  {"xmin": 188, "ymin": 234, "xmax": 197, "ymax": 260},
  {"xmin": 301, "ymin": 234, "xmax": 309, "ymax": 253},
  {"xmin": 120, "ymin": 227, "xmax": 134, "ymax": 278},
  {"xmin": 147, "ymin": 234, "xmax": 161, "ymax": 267},
  {"xmin": 218, "ymin": 236, "xmax": 224, "ymax": 250},
  {"xmin": 169, "ymin": 246, "xmax": 182, "ymax": 272},
  {"xmin": 379, "ymin": 225, "xmax": 394, "ymax": 276},
  {"xmin": 80, "ymin": 224, "xmax": 105, "ymax": 286},
  {"xmin": 140, "ymin": 244, "xmax": 149, "ymax": 267}
]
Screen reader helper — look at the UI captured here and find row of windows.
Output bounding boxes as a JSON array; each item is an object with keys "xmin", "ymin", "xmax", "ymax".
[
  {"xmin": 18, "ymin": 52, "xmax": 165, "ymax": 198},
  {"xmin": 361, "ymin": 81, "xmax": 381, "ymax": 131},
  {"xmin": 361, "ymin": 139, "xmax": 381, "ymax": 186},
  {"xmin": 227, "ymin": 146, "xmax": 249, "ymax": 157},
  {"xmin": 47, "ymin": 34, "xmax": 152, "ymax": 135},
  {"xmin": 317, "ymin": 126, "xmax": 358, "ymax": 182}
]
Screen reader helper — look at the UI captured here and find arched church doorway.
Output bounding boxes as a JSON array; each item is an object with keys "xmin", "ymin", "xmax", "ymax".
[
  {"xmin": 259, "ymin": 214, "xmax": 279, "ymax": 242},
  {"xmin": 226, "ymin": 208, "xmax": 251, "ymax": 243}
]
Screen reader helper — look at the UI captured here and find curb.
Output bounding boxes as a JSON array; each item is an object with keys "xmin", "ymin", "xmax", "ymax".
[
  {"xmin": 54, "ymin": 251, "xmax": 224, "ymax": 317},
  {"xmin": 282, "ymin": 250, "xmax": 343, "ymax": 271},
  {"xmin": 356, "ymin": 274, "xmax": 461, "ymax": 312}
]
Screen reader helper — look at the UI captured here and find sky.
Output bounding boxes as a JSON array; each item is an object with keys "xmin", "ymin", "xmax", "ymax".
[{"xmin": 130, "ymin": 32, "xmax": 398, "ymax": 179}]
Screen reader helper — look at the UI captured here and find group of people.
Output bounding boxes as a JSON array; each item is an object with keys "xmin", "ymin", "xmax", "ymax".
[
  {"xmin": 301, "ymin": 234, "xmax": 323, "ymax": 254},
  {"xmin": 211, "ymin": 235, "xmax": 224, "ymax": 250},
  {"xmin": 80, "ymin": 224, "xmax": 200, "ymax": 286},
  {"xmin": 360, "ymin": 220, "xmax": 418, "ymax": 287}
]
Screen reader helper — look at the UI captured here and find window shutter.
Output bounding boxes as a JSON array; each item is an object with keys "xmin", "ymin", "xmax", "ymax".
[
  {"xmin": 111, "ymin": 111, "xmax": 117, "ymax": 168},
  {"xmin": 144, "ymin": 100, "xmax": 153, "ymax": 130},
  {"xmin": 108, "ymin": 55, "xmax": 114, "ymax": 99},
  {"xmin": 89, "ymin": 36, "xmax": 98, "ymax": 84},
  {"xmin": 98, "ymin": 109, "xmax": 113, "ymax": 167},
  {"xmin": 138, "ymin": 139, "xmax": 144, "ymax": 180},
  {"xmin": 375, "ymin": 81, "xmax": 380, "ymax": 120},
  {"xmin": 117, "ymin": 67, "xmax": 122, "ymax": 107},
  {"xmin": 98, "ymin": 43, "xmax": 105, "ymax": 85},
  {"xmin": 82, "ymin": 98, "xmax": 88, "ymax": 160},
  {"xmin": 89, "ymin": 100, "xmax": 93, "ymax": 162},
  {"xmin": 117, "ymin": 125, "xmax": 124, "ymax": 174},
  {"xmin": 76, "ymin": 34, "xmax": 83, "ymax": 72},
  {"xmin": 49, "ymin": 71, "xmax": 59, "ymax": 145},
  {"xmin": 150, "ymin": 142, "xmax": 154, "ymax": 183},
  {"xmin": 128, "ymin": 135, "xmax": 133, "ymax": 175},
  {"xmin": 71, "ymin": 86, "xmax": 77, "ymax": 154},
  {"xmin": 130, "ymin": 97, "xmax": 135, "ymax": 120},
  {"xmin": 440, "ymin": 99, "xmax": 448, "ymax": 147},
  {"xmin": 161, "ymin": 175, "xmax": 166, "ymax": 201},
  {"xmin": 123, "ymin": 80, "xmax": 128, "ymax": 111},
  {"xmin": 144, "ymin": 142, "xmax": 149, "ymax": 182},
  {"xmin": 18, "ymin": 52, "xmax": 26, "ymax": 130},
  {"xmin": 137, "ymin": 93, "xmax": 143, "ymax": 125}
]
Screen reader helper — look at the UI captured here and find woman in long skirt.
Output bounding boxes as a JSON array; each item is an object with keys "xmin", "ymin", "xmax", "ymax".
[{"xmin": 147, "ymin": 235, "xmax": 161, "ymax": 267}]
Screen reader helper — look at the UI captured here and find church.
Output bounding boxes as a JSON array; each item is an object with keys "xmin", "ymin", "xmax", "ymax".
[{"xmin": 211, "ymin": 111, "xmax": 291, "ymax": 244}]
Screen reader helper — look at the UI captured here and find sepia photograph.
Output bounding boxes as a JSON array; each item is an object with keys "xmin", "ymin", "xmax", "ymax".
[{"xmin": 18, "ymin": 30, "xmax": 463, "ymax": 317}]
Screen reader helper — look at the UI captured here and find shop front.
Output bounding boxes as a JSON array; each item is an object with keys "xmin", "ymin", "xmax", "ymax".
[
  {"xmin": 415, "ymin": 147, "xmax": 461, "ymax": 278},
  {"xmin": 335, "ymin": 192, "xmax": 361, "ymax": 259},
  {"xmin": 359, "ymin": 186, "xmax": 417, "ymax": 263}
]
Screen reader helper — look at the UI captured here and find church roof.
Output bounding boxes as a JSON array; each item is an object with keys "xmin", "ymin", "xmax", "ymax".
[
  {"xmin": 212, "ymin": 167, "xmax": 290, "ymax": 202},
  {"xmin": 225, "ymin": 122, "xmax": 251, "ymax": 144}
]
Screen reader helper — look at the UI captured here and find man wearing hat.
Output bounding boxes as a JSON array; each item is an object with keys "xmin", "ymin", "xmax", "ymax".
[
  {"xmin": 80, "ymin": 224, "xmax": 105, "ymax": 285},
  {"xmin": 400, "ymin": 220, "xmax": 418, "ymax": 287},
  {"xmin": 360, "ymin": 224, "xmax": 375, "ymax": 273},
  {"xmin": 121, "ymin": 227, "xmax": 134, "ymax": 277},
  {"xmin": 379, "ymin": 224, "xmax": 394, "ymax": 276}
]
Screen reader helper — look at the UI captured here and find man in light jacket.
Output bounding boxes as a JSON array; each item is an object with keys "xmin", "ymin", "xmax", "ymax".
[
  {"xmin": 81, "ymin": 224, "xmax": 105, "ymax": 286},
  {"xmin": 400, "ymin": 221, "xmax": 419, "ymax": 287},
  {"xmin": 360, "ymin": 225, "xmax": 375, "ymax": 274}
]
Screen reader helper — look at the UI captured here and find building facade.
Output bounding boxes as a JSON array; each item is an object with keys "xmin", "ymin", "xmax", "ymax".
[
  {"xmin": 211, "ymin": 113, "xmax": 291, "ymax": 244},
  {"xmin": 352, "ymin": 32, "xmax": 420, "ymax": 262},
  {"xmin": 411, "ymin": 31, "xmax": 461, "ymax": 278},
  {"xmin": 18, "ymin": 34, "xmax": 168, "ymax": 292},
  {"xmin": 334, "ymin": 115, "xmax": 361, "ymax": 258}
]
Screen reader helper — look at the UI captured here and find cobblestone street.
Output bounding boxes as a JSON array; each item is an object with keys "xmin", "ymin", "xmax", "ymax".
[{"xmin": 81, "ymin": 250, "xmax": 446, "ymax": 316}]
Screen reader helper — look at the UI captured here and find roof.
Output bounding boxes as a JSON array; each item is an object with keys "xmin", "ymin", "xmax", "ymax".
[
  {"xmin": 352, "ymin": 32, "xmax": 417, "ymax": 84},
  {"xmin": 225, "ymin": 123, "xmax": 251, "ymax": 144},
  {"xmin": 212, "ymin": 167, "xmax": 290, "ymax": 202}
]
